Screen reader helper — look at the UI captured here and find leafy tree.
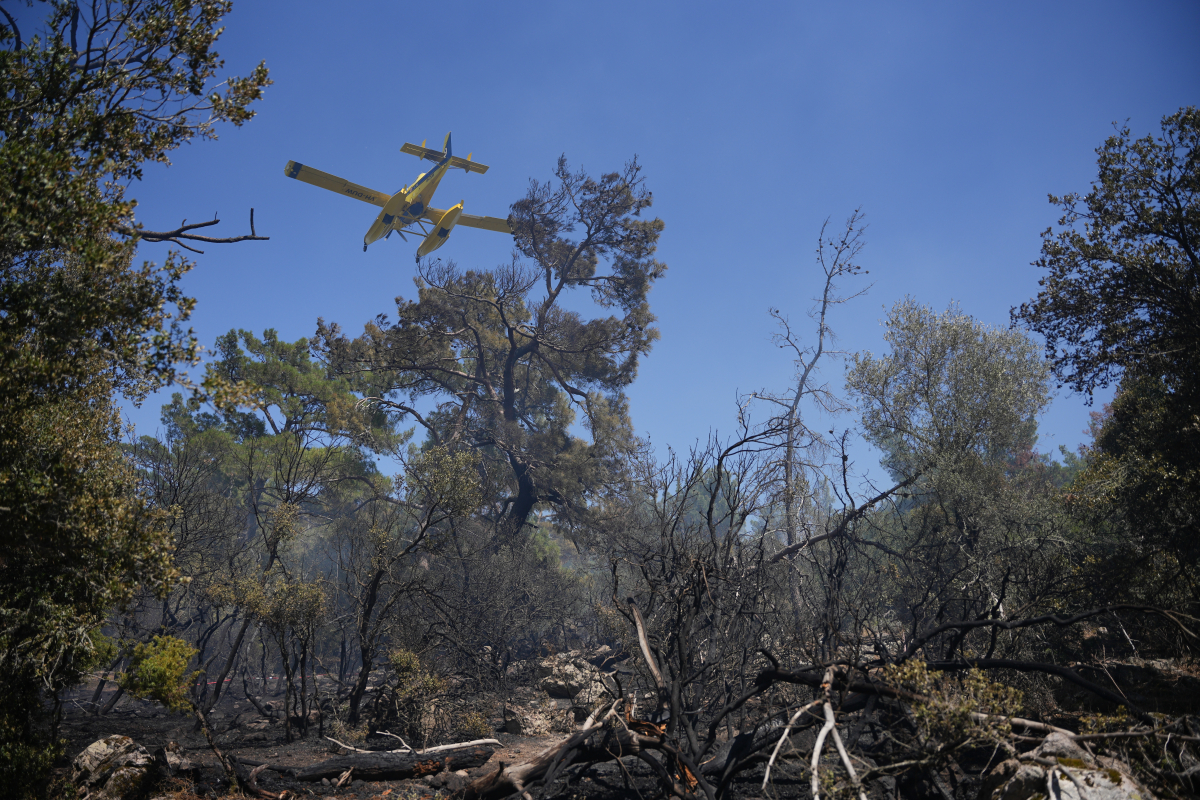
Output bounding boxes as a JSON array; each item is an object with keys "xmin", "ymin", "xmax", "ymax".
[
  {"xmin": 1013, "ymin": 107, "xmax": 1200, "ymax": 620},
  {"xmin": 845, "ymin": 301, "xmax": 1072, "ymax": 658},
  {"xmin": 848, "ymin": 298, "xmax": 1051, "ymax": 483},
  {"xmin": 1, "ymin": 0, "xmax": 270, "ymax": 402},
  {"xmin": 0, "ymin": 372, "xmax": 179, "ymax": 795},
  {"xmin": 1068, "ymin": 374, "xmax": 1200, "ymax": 614},
  {"xmin": 334, "ymin": 444, "xmax": 483, "ymax": 725},
  {"xmin": 1013, "ymin": 106, "xmax": 1198, "ymax": 399},
  {"xmin": 120, "ymin": 635, "xmax": 199, "ymax": 714},
  {"xmin": 0, "ymin": 4, "xmax": 268, "ymax": 788},
  {"xmin": 135, "ymin": 330, "xmax": 400, "ymax": 719},
  {"xmin": 317, "ymin": 157, "xmax": 665, "ymax": 537}
]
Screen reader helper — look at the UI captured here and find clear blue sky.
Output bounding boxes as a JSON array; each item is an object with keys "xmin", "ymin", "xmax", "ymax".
[{"xmin": 114, "ymin": 0, "xmax": 1198, "ymax": 476}]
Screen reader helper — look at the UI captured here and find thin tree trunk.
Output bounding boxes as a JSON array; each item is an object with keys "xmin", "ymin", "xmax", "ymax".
[
  {"xmin": 192, "ymin": 702, "xmax": 238, "ymax": 786},
  {"xmin": 100, "ymin": 686, "xmax": 125, "ymax": 714},
  {"xmin": 90, "ymin": 655, "xmax": 123, "ymax": 713},
  {"xmin": 299, "ymin": 646, "xmax": 309, "ymax": 738},
  {"xmin": 208, "ymin": 617, "xmax": 252, "ymax": 710},
  {"xmin": 347, "ymin": 569, "xmax": 385, "ymax": 724}
]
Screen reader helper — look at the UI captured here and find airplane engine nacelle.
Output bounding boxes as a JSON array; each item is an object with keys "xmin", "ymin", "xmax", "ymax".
[{"xmin": 417, "ymin": 202, "xmax": 463, "ymax": 257}]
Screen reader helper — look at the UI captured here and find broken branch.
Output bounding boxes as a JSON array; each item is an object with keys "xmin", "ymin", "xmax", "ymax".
[{"xmin": 120, "ymin": 208, "xmax": 269, "ymax": 253}]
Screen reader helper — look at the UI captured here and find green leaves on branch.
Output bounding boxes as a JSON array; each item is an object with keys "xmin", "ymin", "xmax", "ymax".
[
  {"xmin": 406, "ymin": 445, "xmax": 483, "ymax": 520},
  {"xmin": 2, "ymin": 0, "xmax": 271, "ymax": 399},
  {"xmin": 0, "ymin": 385, "xmax": 177, "ymax": 698},
  {"xmin": 120, "ymin": 635, "xmax": 199, "ymax": 714},
  {"xmin": 1014, "ymin": 107, "xmax": 1199, "ymax": 398},
  {"xmin": 1013, "ymin": 108, "xmax": 1200, "ymax": 610},
  {"xmin": 883, "ymin": 662, "xmax": 1023, "ymax": 755},
  {"xmin": 847, "ymin": 298, "xmax": 1050, "ymax": 481},
  {"xmin": 317, "ymin": 158, "xmax": 666, "ymax": 536}
]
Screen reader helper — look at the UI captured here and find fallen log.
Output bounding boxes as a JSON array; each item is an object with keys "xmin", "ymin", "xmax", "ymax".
[
  {"xmin": 232, "ymin": 757, "xmax": 295, "ymax": 776},
  {"xmin": 460, "ymin": 727, "xmax": 660, "ymax": 800},
  {"xmin": 234, "ymin": 761, "xmax": 291, "ymax": 800},
  {"xmin": 294, "ymin": 745, "xmax": 494, "ymax": 782}
]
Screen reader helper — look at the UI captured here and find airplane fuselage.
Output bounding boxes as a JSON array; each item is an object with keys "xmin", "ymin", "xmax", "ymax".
[{"xmin": 363, "ymin": 156, "xmax": 452, "ymax": 247}]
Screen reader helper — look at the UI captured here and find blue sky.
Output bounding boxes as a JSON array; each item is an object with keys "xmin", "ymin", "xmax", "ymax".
[{"xmin": 109, "ymin": 0, "xmax": 1197, "ymax": 478}]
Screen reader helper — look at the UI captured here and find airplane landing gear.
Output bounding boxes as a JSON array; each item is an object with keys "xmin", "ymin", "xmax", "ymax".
[{"xmin": 363, "ymin": 243, "xmax": 367, "ymax": 252}]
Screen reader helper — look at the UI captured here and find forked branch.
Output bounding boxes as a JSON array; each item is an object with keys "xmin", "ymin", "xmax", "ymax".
[{"xmin": 122, "ymin": 208, "xmax": 269, "ymax": 253}]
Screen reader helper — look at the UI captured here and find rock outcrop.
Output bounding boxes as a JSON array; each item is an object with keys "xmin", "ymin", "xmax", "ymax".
[
  {"xmin": 979, "ymin": 733, "xmax": 1150, "ymax": 800},
  {"xmin": 503, "ymin": 703, "xmax": 552, "ymax": 736},
  {"xmin": 72, "ymin": 735, "xmax": 156, "ymax": 799},
  {"xmin": 534, "ymin": 650, "xmax": 613, "ymax": 708}
]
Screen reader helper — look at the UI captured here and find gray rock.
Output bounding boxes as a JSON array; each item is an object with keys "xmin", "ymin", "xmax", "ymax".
[
  {"xmin": 153, "ymin": 740, "xmax": 196, "ymax": 780},
  {"xmin": 979, "ymin": 741, "xmax": 1150, "ymax": 800},
  {"xmin": 1034, "ymin": 732, "xmax": 1094, "ymax": 766},
  {"xmin": 72, "ymin": 735, "xmax": 155, "ymax": 799},
  {"xmin": 535, "ymin": 652, "xmax": 607, "ymax": 699},
  {"xmin": 504, "ymin": 704, "xmax": 551, "ymax": 736},
  {"xmin": 979, "ymin": 759, "xmax": 1047, "ymax": 800},
  {"xmin": 1045, "ymin": 764, "xmax": 1148, "ymax": 800}
]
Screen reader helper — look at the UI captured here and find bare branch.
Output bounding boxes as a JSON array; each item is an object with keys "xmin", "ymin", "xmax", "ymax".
[
  {"xmin": 121, "ymin": 208, "xmax": 269, "ymax": 253},
  {"xmin": 1, "ymin": 5, "xmax": 23, "ymax": 50}
]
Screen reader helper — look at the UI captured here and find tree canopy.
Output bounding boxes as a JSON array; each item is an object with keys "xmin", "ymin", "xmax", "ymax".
[
  {"xmin": 1013, "ymin": 106, "xmax": 1199, "ymax": 399},
  {"xmin": 317, "ymin": 157, "xmax": 666, "ymax": 537},
  {"xmin": 1014, "ymin": 108, "xmax": 1200, "ymax": 613}
]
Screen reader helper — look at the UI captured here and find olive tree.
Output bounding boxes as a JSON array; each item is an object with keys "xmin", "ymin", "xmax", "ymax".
[{"xmin": 317, "ymin": 158, "xmax": 665, "ymax": 539}]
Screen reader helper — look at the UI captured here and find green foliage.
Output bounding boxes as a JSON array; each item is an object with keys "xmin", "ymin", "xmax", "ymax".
[
  {"xmin": 1, "ymin": 2, "xmax": 271, "ymax": 401},
  {"xmin": 457, "ymin": 711, "xmax": 492, "ymax": 740},
  {"xmin": 845, "ymin": 302, "xmax": 1075, "ymax": 664},
  {"xmin": 207, "ymin": 328, "xmax": 402, "ymax": 451},
  {"xmin": 1016, "ymin": 107, "xmax": 1200, "ymax": 620},
  {"xmin": 317, "ymin": 158, "xmax": 665, "ymax": 536},
  {"xmin": 0, "ymin": 708, "xmax": 59, "ymax": 800},
  {"xmin": 1069, "ymin": 375, "xmax": 1200, "ymax": 610},
  {"xmin": 0, "ymin": 382, "xmax": 177, "ymax": 703},
  {"xmin": 1014, "ymin": 106, "xmax": 1199, "ymax": 398},
  {"xmin": 0, "ymin": 3, "xmax": 268, "ymax": 789},
  {"xmin": 120, "ymin": 635, "xmax": 199, "ymax": 713},
  {"xmin": 237, "ymin": 578, "xmax": 327, "ymax": 633},
  {"xmin": 884, "ymin": 662, "xmax": 1022, "ymax": 754},
  {"xmin": 381, "ymin": 649, "xmax": 447, "ymax": 744},
  {"xmin": 406, "ymin": 445, "xmax": 483, "ymax": 519},
  {"xmin": 848, "ymin": 298, "xmax": 1051, "ymax": 480}
]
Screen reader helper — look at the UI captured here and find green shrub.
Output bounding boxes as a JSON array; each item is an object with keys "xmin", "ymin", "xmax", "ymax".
[{"xmin": 120, "ymin": 635, "xmax": 198, "ymax": 713}]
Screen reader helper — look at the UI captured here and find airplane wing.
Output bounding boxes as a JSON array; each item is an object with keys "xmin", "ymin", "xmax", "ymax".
[
  {"xmin": 425, "ymin": 207, "xmax": 511, "ymax": 234},
  {"xmin": 459, "ymin": 212, "xmax": 510, "ymax": 232},
  {"xmin": 284, "ymin": 161, "xmax": 389, "ymax": 206},
  {"xmin": 400, "ymin": 143, "xmax": 490, "ymax": 175}
]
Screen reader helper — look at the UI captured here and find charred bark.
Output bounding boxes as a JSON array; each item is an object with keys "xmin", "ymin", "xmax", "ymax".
[{"xmin": 293, "ymin": 746, "xmax": 494, "ymax": 782}]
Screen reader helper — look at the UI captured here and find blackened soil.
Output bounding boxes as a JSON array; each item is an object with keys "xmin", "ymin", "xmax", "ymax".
[{"xmin": 54, "ymin": 681, "xmax": 812, "ymax": 799}]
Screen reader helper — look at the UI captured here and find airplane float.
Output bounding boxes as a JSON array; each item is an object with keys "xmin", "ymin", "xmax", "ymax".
[{"xmin": 283, "ymin": 132, "xmax": 511, "ymax": 258}]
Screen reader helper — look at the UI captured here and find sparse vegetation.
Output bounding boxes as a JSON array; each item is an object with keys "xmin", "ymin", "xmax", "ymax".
[{"xmin": 0, "ymin": 3, "xmax": 1195, "ymax": 795}]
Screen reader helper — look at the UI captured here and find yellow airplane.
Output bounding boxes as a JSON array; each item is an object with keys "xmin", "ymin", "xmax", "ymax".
[{"xmin": 283, "ymin": 132, "xmax": 511, "ymax": 257}]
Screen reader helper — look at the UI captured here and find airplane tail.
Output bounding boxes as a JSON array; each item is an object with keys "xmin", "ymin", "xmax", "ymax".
[{"xmin": 400, "ymin": 135, "xmax": 488, "ymax": 174}]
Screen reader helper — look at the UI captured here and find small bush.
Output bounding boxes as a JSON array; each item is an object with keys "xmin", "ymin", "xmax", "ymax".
[
  {"xmin": 120, "ymin": 635, "xmax": 198, "ymax": 712},
  {"xmin": 457, "ymin": 711, "xmax": 493, "ymax": 740},
  {"xmin": 883, "ymin": 661, "xmax": 1023, "ymax": 755}
]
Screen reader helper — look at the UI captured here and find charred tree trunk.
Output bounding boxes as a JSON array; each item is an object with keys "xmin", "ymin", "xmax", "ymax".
[
  {"xmin": 208, "ymin": 617, "xmax": 252, "ymax": 710},
  {"xmin": 294, "ymin": 746, "xmax": 494, "ymax": 782},
  {"xmin": 348, "ymin": 569, "xmax": 385, "ymax": 725}
]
